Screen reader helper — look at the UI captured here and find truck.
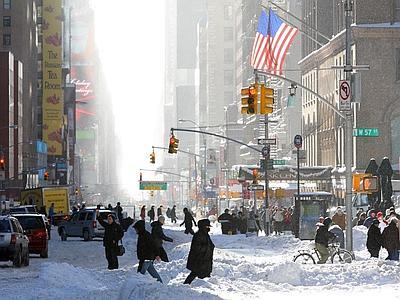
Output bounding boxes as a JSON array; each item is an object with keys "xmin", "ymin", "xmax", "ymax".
[{"xmin": 19, "ymin": 186, "xmax": 70, "ymax": 224}]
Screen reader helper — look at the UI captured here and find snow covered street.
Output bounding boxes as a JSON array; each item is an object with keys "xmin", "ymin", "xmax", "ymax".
[{"xmin": 1, "ymin": 222, "xmax": 400, "ymax": 300}]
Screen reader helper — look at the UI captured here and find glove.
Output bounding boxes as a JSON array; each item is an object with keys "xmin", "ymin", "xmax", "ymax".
[{"xmin": 137, "ymin": 260, "xmax": 143, "ymax": 273}]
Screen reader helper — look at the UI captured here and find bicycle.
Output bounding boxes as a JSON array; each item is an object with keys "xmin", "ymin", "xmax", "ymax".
[{"xmin": 293, "ymin": 242, "xmax": 354, "ymax": 264}]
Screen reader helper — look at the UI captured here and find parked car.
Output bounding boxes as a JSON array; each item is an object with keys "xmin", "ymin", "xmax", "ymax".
[
  {"xmin": 13, "ymin": 214, "xmax": 49, "ymax": 258},
  {"xmin": 58, "ymin": 208, "xmax": 117, "ymax": 241},
  {"xmin": 0, "ymin": 215, "xmax": 30, "ymax": 267},
  {"xmin": 9, "ymin": 205, "xmax": 38, "ymax": 214}
]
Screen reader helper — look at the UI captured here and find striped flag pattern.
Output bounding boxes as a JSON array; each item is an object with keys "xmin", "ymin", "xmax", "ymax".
[{"xmin": 250, "ymin": 9, "xmax": 298, "ymax": 75}]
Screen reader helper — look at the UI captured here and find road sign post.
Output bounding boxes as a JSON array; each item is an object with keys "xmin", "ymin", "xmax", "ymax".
[{"xmin": 294, "ymin": 135, "xmax": 302, "ymax": 238}]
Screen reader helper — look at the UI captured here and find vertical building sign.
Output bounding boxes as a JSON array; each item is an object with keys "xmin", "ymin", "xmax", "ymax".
[{"xmin": 42, "ymin": 0, "xmax": 63, "ymax": 155}]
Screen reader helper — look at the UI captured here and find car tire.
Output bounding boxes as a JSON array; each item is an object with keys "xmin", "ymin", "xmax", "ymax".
[
  {"xmin": 83, "ymin": 229, "xmax": 92, "ymax": 241},
  {"xmin": 23, "ymin": 250, "xmax": 30, "ymax": 266},
  {"xmin": 60, "ymin": 228, "xmax": 67, "ymax": 241},
  {"xmin": 40, "ymin": 245, "xmax": 48, "ymax": 258},
  {"xmin": 13, "ymin": 248, "xmax": 22, "ymax": 268}
]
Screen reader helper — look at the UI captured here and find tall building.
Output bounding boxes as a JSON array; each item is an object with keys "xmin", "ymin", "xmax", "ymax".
[{"xmin": 300, "ymin": 0, "xmax": 400, "ymax": 199}]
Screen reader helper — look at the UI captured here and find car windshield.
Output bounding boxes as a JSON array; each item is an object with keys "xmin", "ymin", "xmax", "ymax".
[
  {"xmin": 15, "ymin": 216, "xmax": 45, "ymax": 230},
  {"xmin": 0, "ymin": 220, "xmax": 11, "ymax": 232}
]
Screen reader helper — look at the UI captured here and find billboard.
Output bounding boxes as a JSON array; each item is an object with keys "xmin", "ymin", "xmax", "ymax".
[{"xmin": 42, "ymin": 0, "xmax": 63, "ymax": 155}]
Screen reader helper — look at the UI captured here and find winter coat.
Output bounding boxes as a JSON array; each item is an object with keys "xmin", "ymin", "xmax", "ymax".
[
  {"xmin": 238, "ymin": 217, "xmax": 247, "ymax": 234},
  {"xmin": 332, "ymin": 213, "xmax": 346, "ymax": 230},
  {"xmin": 181, "ymin": 211, "xmax": 196, "ymax": 228},
  {"xmin": 218, "ymin": 212, "xmax": 233, "ymax": 233},
  {"xmin": 115, "ymin": 205, "xmax": 123, "ymax": 220},
  {"xmin": 151, "ymin": 221, "xmax": 173, "ymax": 248},
  {"xmin": 147, "ymin": 208, "xmax": 155, "ymax": 220},
  {"xmin": 367, "ymin": 224, "xmax": 383, "ymax": 250},
  {"xmin": 315, "ymin": 224, "xmax": 336, "ymax": 247},
  {"xmin": 133, "ymin": 220, "xmax": 160, "ymax": 261},
  {"xmin": 97, "ymin": 217, "xmax": 124, "ymax": 248},
  {"xmin": 140, "ymin": 208, "xmax": 146, "ymax": 220},
  {"xmin": 157, "ymin": 207, "xmax": 162, "ymax": 216},
  {"xmin": 382, "ymin": 222, "xmax": 400, "ymax": 251},
  {"xmin": 273, "ymin": 210, "xmax": 284, "ymax": 222},
  {"xmin": 171, "ymin": 207, "xmax": 177, "ymax": 219},
  {"xmin": 363, "ymin": 217, "xmax": 376, "ymax": 228},
  {"xmin": 186, "ymin": 226, "xmax": 215, "ymax": 278},
  {"xmin": 230, "ymin": 216, "xmax": 239, "ymax": 234}
]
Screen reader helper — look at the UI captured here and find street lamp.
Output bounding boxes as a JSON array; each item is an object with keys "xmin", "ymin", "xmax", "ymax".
[{"xmin": 178, "ymin": 119, "xmax": 207, "ymax": 207}]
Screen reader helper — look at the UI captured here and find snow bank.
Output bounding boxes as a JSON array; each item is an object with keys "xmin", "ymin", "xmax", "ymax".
[
  {"xmin": 352, "ymin": 225, "xmax": 368, "ymax": 251},
  {"xmin": 267, "ymin": 261, "xmax": 303, "ymax": 285}
]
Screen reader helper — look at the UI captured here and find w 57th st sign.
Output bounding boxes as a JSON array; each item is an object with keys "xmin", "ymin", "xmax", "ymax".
[{"xmin": 139, "ymin": 181, "xmax": 168, "ymax": 191}]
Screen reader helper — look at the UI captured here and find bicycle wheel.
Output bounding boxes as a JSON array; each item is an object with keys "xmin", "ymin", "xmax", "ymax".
[
  {"xmin": 293, "ymin": 253, "xmax": 316, "ymax": 264},
  {"xmin": 331, "ymin": 249, "xmax": 353, "ymax": 264}
]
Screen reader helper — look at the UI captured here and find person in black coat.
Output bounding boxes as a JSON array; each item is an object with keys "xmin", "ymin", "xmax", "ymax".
[
  {"xmin": 157, "ymin": 205, "xmax": 163, "ymax": 217},
  {"xmin": 114, "ymin": 202, "xmax": 123, "ymax": 221},
  {"xmin": 218, "ymin": 209, "xmax": 233, "ymax": 234},
  {"xmin": 180, "ymin": 207, "xmax": 197, "ymax": 235},
  {"xmin": 151, "ymin": 216, "xmax": 173, "ymax": 262},
  {"xmin": 133, "ymin": 220, "xmax": 163, "ymax": 283},
  {"xmin": 184, "ymin": 219, "xmax": 215, "ymax": 284},
  {"xmin": 171, "ymin": 205, "xmax": 177, "ymax": 223},
  {"xmin": 367, "ymin": 219, "xmax": 383, "ymax": 258},
  {"xmin": 96, "ymin": 210, "xmax": 124, "ymax": 270},
  {"xmin": 382, "ymin": 218, "xmax": 400, "ymax": 261},
  {"xmin": 314, "ymin": 217, "xmax": 336, "ymax": 264},
  {"xmin": 237, "ymin": 211, "xmax": 247, "ymax": 234},
  {"xmin": 147, "ymin": 205, "xmax": 155, "ymax": 222}
]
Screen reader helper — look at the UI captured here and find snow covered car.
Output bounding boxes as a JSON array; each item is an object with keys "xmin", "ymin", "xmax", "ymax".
[
  {"xmin": 9, "ymin": 205, "xmax": 38, "ymax": 214},
  {"xmin": 58, "ymin": 208, "xmax": 117, "ymax": 241},
  {"xmin": 0, "ymin": 215, "xmax": 30, "ymax": 267},
  {"xmin": 13, "ymin": 214, "xmax": 49, "ymax": 258}
]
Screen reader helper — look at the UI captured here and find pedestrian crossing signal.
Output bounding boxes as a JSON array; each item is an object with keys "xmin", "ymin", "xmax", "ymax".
[
  {"xmin": 44, "ymin": 171, "xmax": 49, "ymax": 181},
  {"xmin": 241, "ymin": 84, "xmax": 258, "ymax": 114}
]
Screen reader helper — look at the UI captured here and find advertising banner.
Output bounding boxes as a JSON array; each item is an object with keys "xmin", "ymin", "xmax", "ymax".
[{"xmin": 42, "ymin": 0, "xmax": 63, "ymax": 155}]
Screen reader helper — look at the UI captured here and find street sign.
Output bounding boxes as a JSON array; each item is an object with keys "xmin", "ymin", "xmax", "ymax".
[
  {"xmin": 261, "ymin": 145, "xmax": 270, "ymax": 158},
  {"xmin": 247, "ymin": 184, "xmax": 264, "ymax": 191},
  {"xmin": 139, "ymin": 181, "xmax": 168, "ymax": 191},
  {"xmin": 353, "ymin": 128, "xmax": 380, "ymax": 137},
  {"xmin": 292, "ymin": 149, "xmax": 306, "ymax": 160},
  {"xmin": 257, "ymin": 138, "xmax": 276, "ymax": 145},
  {"xmin": 260, "ymin": 159, "xmax": 274, "ymax": 171},
  {"xmin": 294, "ymin": 135, "xmax": 302, "ymax": 149},
  {"xmin": 339, "ymin": 80, "xmax": 351, "ymax": 111},
  {"xmin": 273, "ymin": 159, "xmax": 287, "ymax": 165}
]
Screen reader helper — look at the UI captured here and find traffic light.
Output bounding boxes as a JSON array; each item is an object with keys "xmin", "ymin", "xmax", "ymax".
[
  {"xmin": 260, "ymin": 84, "xmax": 274, "ymax": 114},
  {"xmin": 0, "ymin": 158, "xmax": 4, "ymax": 170},
  {"xmin": 168, "ymin": 135, "xmax": 179, "ymax": 154},
  {"xmin": 139, "ymin": 172, "xmax": 143, "ymax": 182},
  {"xmin": 150, "ymin": 151, "xmax": 155, "ymax": 164},
  {"xmin": 252, "ymin": 169, "xmax": 258, "ymax": 184},
  {"xmin": 241, "ymin": 84, "xmax": 258, "ymax": 114},
  {"xmin": 361, "ymin": 176, "xmax": 379, "ymax": 193},
  {"xmin": 75, "ymin": 188, "xmax": 80, "ymax": 196},
  {"xmin": 150, "ymin": 191, "xmax": 154, "ymax": 197},
  {"xmin": 44, "ymin": 171, "xmax": 49, "ymax": 181}
]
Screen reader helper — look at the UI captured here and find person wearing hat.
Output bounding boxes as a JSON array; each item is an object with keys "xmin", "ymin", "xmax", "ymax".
[
  {"xmin": 184, "ymin": 219, "xmax": 215, "ymax": 284},
  {"xmin": 363, "ymin": 209, "xmax": 377, "ymax": 228},
  {"xmin": 366, "ymin": 219, "xmax": 383, "ymax": 258},
  {"xmin": 314, "ymin": 217, "xmax": 336, "ymax": 264},
  {"xmin": 133, "ymin": 220, "xmax": 163, "ymax": 282},
  {"xmin": 96, "ymin": 210, "xmax": 124, "ymax": 270},
  {"xmin": 151, "ymin": 215, "xmax": 173, "ymax": 262}
]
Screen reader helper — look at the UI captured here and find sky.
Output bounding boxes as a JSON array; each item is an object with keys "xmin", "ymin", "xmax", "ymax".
[{"xmin": 93, "ymin": 1, "xmax": 166, "ymax": 198}]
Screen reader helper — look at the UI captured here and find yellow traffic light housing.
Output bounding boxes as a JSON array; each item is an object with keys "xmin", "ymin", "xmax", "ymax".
[
  {"xmin": 260, "ymin": 84, "xmax": 274, "ymax": 114},
  {"xmin": 241, "ymin": 84, "xmax": 258, "ymax": 114},
  {"xmin": 44, "ymin": 171, "xmax": 49, "ymax": 181},
  {"xmin": 150, "ymin": 151, "xmax": 155, "ymax": 164},
  {"xmin": 168, "ymin": 135, "xmax": 179, "ymax": 154}
]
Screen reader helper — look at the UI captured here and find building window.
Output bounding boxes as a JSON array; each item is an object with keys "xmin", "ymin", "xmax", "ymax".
[
  {"xmin": 396, "ymin": 48, "xmax": 400, "ymax": 81},
  {"xmin": 224, "ymin": 5, "xmax": 233, "ymax": 20},
  {"xmin": 224, "ymin": 27, "xmax": 233, "ymax": 42},
  {"xmin": 3, "ymin": 0, "xmax": 11, "ymax": 9},
  {"xmin": 224, "ymin": 48, "xmax": 233, "ymax": 63},
  {"xmin": 3, "ymin": 16, "xmax": 11, "ymax": 27},
  {"xmin": 3, "ymin": 34, "xmax": 11, "ymax": 46}
]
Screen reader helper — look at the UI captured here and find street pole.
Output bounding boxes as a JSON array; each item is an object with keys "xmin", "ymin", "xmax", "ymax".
[
  {"xmin": 297, "ymin": 148, "xmax": 300, "ymax": 208},
  {"xmin": 188, "ymin": 154, "xmax": 192, "ymax": 209},
  {"xmin": 194, "ymin": 156, "xmax": 198, "ymax": 209},
  {"xmin": 344, "ymin": 0, "xmax": 354, "ymax": 252},
  {"xmin": 264, "ymin": 115, "xmax": 269, "ymax": 236}
]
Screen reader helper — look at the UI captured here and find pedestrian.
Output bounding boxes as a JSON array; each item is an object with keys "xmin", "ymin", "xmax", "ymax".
[
  {"xmin": 72, "ymin": 205, "xmax": 78, "ymax": 215},
  {"xmin": 48, "ymin": 203, "xmax": 55, "ymax": 226},
  {"xmin": 140, "ymin": 205, "xmax": 146, "ymax": 221},
  {"xmin": 148, "ymin": 205, "xmax": 155, "ymax": 222},
  {"xmin": 96, "ymin": 209, "xmax": 124, "ymax": 270},
  {"xmin": 283, "ymin": 207, "xmax": 292, "ymax": 231},
  {"xmin": 81, "ymin": 203, "xmax": 86, "ymax": 210},
  {"xmin": 363, "ymin": 209, "xmax": 376, "ymax": 228},
  {"xmin": 184, "ymin": 219, "xmax": 215, "ymax": 284},
  {"xmin": 151, "ymin": 215, "xmax": 173, "ymax": 262},
  {"xmin": 382, "ymin": 217, "xmax": 400, "ymax": 261},
  {"xmin": 230, "ymin": 212, "xmax": 239, "ymax": 235},
  {"xmin": 170, "ymin": 205, "xmax": 177, "ymax": 223},
  {"xmin": 356, "ymin": 212, "xmax": 367, "ymax": 226},
  {"xmin": 133, "ymin": 220, "xmax": 163, "ymax": 283},
  {"xmin": 376, "ymin": 211, "xmax": 387, "ymax": 233},
  {"xmin": 114, "ymin": 202, "xmax": 123, "ymax": 221},
  {"xmin": 218, "ymin": 209, "xmax": 232, "ymax": 235},
  {"xmin": 180, "ymin": 207, "xmax": 197, "ymax": 235},
  {"xmin": 332, "ymin": 207, "xmax": 346, "ymax": 231},
  {"xmin": 367, "ymin": 219, "xmax": 383, "ymax": 258},
  {"xmin": 247, "ymin": 211, "xmax": 260, "ymax": 236},
  {"xmin": 273, "ymin": 207, "xmax": 284, "ymax": 235},
  {"xmin": 166, "ymin": 207, "xmax": 171, "ymax": 219},
  {"xmin": 157, "ymin": 205, "xmax": 163, "ymax": 217},
  {"xmin": 107, "ymin": 203, "xmax": 113, "ymax": 211},
  {"xmin": 237, "ymin": 211, "xmax": 247, "ymax": 234},
  {"xmin": 314, "ymin": 217, "xmax": 336, "ymax": 264}
]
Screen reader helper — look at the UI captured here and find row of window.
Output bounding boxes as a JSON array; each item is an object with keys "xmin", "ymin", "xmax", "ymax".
[{"xmin": 3, "ymin": 0, "xmax": 10, "ymax": 9}]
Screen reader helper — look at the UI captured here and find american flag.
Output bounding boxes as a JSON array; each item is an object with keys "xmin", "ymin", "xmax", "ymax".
[{"xmin": 250, "ymin": 9, "xmax": 298, "ymax": 75}]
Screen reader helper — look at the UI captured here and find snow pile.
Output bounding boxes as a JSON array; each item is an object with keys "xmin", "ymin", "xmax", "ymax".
[
  {"xmin": 267, "ymin": 261, "xmax": 303, "ymax": 285},
  {"xmin": 352, "ymin": 225, "xmax": 368, "ymax": 251}
]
